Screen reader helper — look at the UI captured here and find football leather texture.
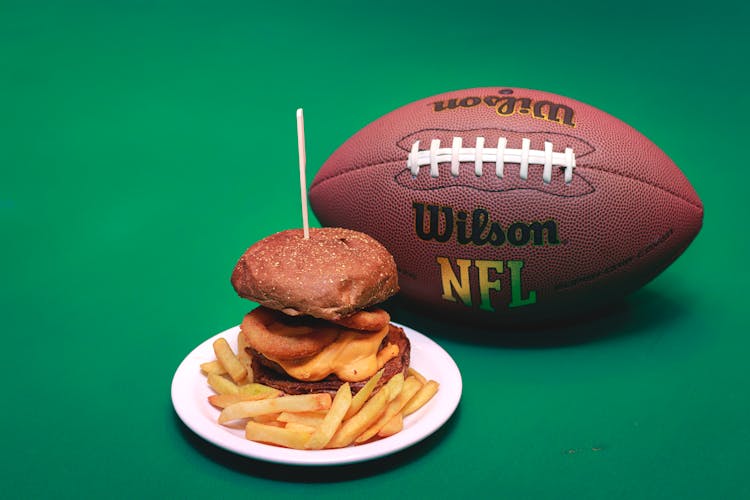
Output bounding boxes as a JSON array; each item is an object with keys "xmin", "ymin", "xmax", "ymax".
[{"xmin": 309, "ymin": 87, "xmax": 703, "ymax": 324}]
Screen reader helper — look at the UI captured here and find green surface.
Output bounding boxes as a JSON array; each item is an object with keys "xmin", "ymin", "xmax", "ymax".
[{"xmin": 2, "ymin": 1, "xmax": 748, "ymax": 498}]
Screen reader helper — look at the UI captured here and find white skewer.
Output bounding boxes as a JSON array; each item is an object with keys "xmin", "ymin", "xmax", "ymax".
[{"xmin": 296, "ymin": 108, "xmax": 310, "ymax": 239}]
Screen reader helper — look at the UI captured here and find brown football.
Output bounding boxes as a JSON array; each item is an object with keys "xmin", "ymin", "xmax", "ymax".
[{"xmin": 309, "ymin": 87, "xmax": 703, "ymax": 324}]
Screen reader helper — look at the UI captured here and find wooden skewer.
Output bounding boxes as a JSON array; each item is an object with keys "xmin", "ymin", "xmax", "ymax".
[{"xmin": 297, "ymin": 108, "xmax": 310, "ymax": 239}]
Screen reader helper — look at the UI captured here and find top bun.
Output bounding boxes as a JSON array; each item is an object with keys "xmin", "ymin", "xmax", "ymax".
[{"xmin": 231, "ymin": 227, "xmax": 399, "ymax": 320}]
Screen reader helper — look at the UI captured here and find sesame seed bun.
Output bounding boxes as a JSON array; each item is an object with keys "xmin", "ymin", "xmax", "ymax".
[{"xmin": 230, "ymin": 227, "xmax": 399, "ymax": 320}]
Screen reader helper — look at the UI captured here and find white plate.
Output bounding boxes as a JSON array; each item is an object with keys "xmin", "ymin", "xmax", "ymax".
[{"xmin": 171, "ymin": 322, "xmax": 462, "ymax": 466}]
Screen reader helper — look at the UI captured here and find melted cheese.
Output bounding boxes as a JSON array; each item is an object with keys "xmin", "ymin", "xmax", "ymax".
[{"xmin": 266, "ymin": 324, "xmax": 399, "ymax": 382}]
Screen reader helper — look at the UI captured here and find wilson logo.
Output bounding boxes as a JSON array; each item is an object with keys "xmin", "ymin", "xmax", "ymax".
[
  {"xmin": 413, "ymin": 202, "xmax": 560, "ymax": 247},
  {"xmin": 431, "ymin": 88, "xmax": 576, "ymax": 128}
]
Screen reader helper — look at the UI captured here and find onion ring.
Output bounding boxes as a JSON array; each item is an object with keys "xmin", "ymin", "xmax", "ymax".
[
  {"xmin": 240, "ymin": 307, "xmax": 340, "ymax": 361},
  {"xmin": 331, "ymin": 308, "xmax": 390, "ymax": 331}
]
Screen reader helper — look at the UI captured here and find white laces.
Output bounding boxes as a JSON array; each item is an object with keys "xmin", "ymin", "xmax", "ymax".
[{"xmin": 407, "ymin": 137, "xmax": 576, "ymax": 184}]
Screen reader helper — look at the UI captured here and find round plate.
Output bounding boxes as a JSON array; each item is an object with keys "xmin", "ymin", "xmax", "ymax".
[{"xmin": 171, "ymin": 322, "xmax": 462, "ymax": 465}]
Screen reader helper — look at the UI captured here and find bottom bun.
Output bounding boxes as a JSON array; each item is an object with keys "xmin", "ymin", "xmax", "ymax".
[{"xmin": 248, "ymin": 324, "xmax": 411, "ymax": 395}]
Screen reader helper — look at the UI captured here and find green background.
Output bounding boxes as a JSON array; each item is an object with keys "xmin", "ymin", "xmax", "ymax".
[{"xmin": 2, "ymin": 1, "xmax": 748, "ymax": 498}]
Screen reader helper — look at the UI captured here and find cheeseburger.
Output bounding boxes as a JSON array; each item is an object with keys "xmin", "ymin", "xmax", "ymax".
[{"xmin": 230, "ymin": 227, "xmax": 410, "ymax": 395}]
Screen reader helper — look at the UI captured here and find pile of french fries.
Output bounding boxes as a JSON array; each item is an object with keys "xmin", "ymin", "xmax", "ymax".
[{"xmin": 200, "ymin": 335, "xmax": 439, "ymax": 449}]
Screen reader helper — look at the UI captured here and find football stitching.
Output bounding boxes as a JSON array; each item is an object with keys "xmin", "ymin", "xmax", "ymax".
[
  {"xmin": 405, "ymin": 137, "xmax": 576, "ymax": 184},
  {"xmin": 311, "ymin": 159, "xmax": 701, "ymax": 211},
  {"xmin": 395, "ymin": 127, "xmax": 597, "ymax": 156},
  {"xmin": 391, "ymin": 167, "xmax": 595, "ymax": 198},
  {"xmin": 311, "ymin": 129, "xmax": 596, "ymax": 189}
]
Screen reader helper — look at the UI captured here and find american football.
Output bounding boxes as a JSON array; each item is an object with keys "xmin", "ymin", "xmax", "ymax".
[{"xmin": 309, "ymin": 87, "xmax": 703, "ymax": 324}]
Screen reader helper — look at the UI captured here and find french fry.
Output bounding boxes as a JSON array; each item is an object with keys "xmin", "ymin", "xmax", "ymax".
[
  {"xmin": 245, "ymin": 421, "xmax": 312, "ymax": 449},
  {"xmin": 208, "ymin": 392, "xmax": 280, "ymax": 409},
  {"xmin": 381, "ymin": 372, "xmax": 404, "ymax": 403},
  {"xmin": 306, "ymin": 383, "xmax": 352, "ymax": 450},
  {"xmin": 258, "ymin": 420, "xmax": 285, "ymax": 428},
  {"xmin": 277, "ymin": 411, "xmax": 327, "ymax": 427},
  {"xmin": 200, "ymin": 360, "xmax": 227, "ymax": 375},
  {"xmin": 213, "ymin": 338, "xmax": 247, "ymax": 383},
  {"xmin": 402, "ymin": 380, "xmax": 439, "ymax": 416},
  {"xmin": 355, "ymin": 376, "xmax": 421, "ymax": 443},
  {"xmin": 207, "ymin": 373, "xmax": 239, "ymax": 395},
  {"xmin": 284, "ymin": 422, "xmax": 317, "ymax": 433},
  {"xmin": 344, "ymin": 368, "xmax": 383, "ymax": 420},
  {"xmin": 238, "ymin": 383, "xmax": 282, "ymax": 398},
  {"xmin": 252, "ymin": 412, "xmax": 281, "ymax": 423},
  {"xmin": 327, "ymin": 386, "xmax": 388, "ymax": 448},
  {"xmin": 407, "ymin": 367, "xmax": 427, "ymax": 385},
  {"xmin": 377, "ymin": 413, "xmax": 403, "ymax": 438},
  {"xmin": 236, "ymin": 330, "xmax": 254, "ymax": 383},
  {"xmin": 219, "ymin": 393, "xmax": 332, "ymax": 424}
]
